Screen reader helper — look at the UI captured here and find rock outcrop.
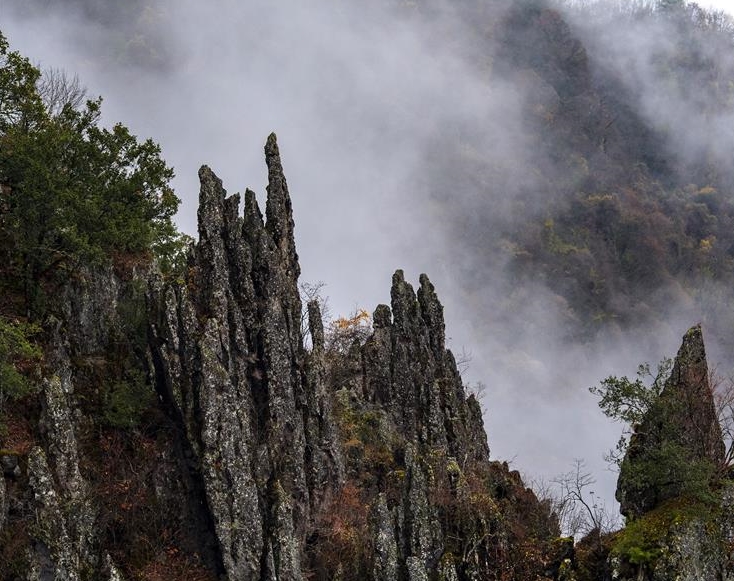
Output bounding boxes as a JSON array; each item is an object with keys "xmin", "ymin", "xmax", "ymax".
[
  {"xmin": 147, "ymin": 135, "xmax": 556, "ymax": 580},
  {"xmin": 0, "ymin": 267, "xmax": 145, "ymax": 579},
  {"xmin": 148, "ymin": 134, "xmax": 342, "ymax": 580},
  {"xmin": 1, "ymin": 134, "xmax": 561, "ymax": 580},
  {"xmin": 616, "ymin": 325, "xmax": 725, "ymax": 518},
  {"xmin": 608, "ymin": 325, "xmax": 734, "ymax": 581}
]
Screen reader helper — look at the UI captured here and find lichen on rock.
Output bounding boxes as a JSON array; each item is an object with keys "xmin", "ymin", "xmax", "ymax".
[{"xmin": 2, "ymin": 134, "xmax": 562, "ymax": 580}]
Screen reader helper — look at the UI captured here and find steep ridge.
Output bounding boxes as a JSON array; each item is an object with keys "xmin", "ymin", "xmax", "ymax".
[
  {"xmin": 12, "ymin": 131, "xmax": 734, "ymax": 581},
  {"xmin": 616, "ymin": 325, "xmax": 725, "ymax": 518},
  {"xmin": 0, "ymin": 134, "xmax": 561, "ymax": 580},
  {"xmin": 148, "ymin": 134, "xmax": 342, "ymax": 579},
  {"xmin": 23, "ymin": 129, "xmax": 731, "ymax": 581},
  {"xmin": 149, "ymin": 134, "xmax": 560, "ymax": 580}
]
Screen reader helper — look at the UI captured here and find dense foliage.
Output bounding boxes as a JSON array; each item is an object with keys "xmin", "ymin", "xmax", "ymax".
[
  {"xmin": 0, "ymin": 31, "xmax": 185, "ymax": 318},
  {"xmin": 0, "ymin": 318, "xmax": 40, "ymax": 415},
  {"xmin": 0, "ymin": 36, "xmax": 190, "ymax": 577},
  {"xmin": 593, "ymin": 359, "xmax": 716, "ymax": 499},
  {"xmin": 590, "ymin": 359, "xmax": 671, "ymax": 465}
]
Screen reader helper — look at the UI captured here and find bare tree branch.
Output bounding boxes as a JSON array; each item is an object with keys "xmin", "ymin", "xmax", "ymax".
[{"xmin": 37, "ymin": 67, "xmax": 87, "ymax": 117}]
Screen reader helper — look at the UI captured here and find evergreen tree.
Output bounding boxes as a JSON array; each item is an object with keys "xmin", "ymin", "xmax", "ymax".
[{"xmin": 0, "ymin": 30, "xmax": 184, "ymax": 316}]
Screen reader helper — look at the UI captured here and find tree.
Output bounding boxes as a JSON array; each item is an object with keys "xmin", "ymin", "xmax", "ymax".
[
  {"xmin": 0, "ymin": 317, "xmax": 40, "ymax": 414},
  {"xmin": 0, "ymin": 32, "xmax": 44, "ymax": 134},
  {"xmin": 552, "ymin": 460, "xmax": 619, "ymax": 538},
  {"xmin": 708, "ymin": 369, "xmax": 734, "ymax": 471},
  {"xmin": 326, "ymin": 308, "xmax": 372, "ymax": 355},
  {"xmin": 37, "ymin": 67, "xmax": 87, "ymax": 117},
  {"xmin": 589, "ymin": 358, "xmax": 671, "ymax": 467},
  {"xmin": 299, "ymin": 280, "xmax": 330, "ymax": 349},
  {"xmin": 0, "ymin": 30, "xmax": 184, "ymax": 314},
  {"xmin": 531, "ymin": 460, "xmax": 619, "ymax": 540}
]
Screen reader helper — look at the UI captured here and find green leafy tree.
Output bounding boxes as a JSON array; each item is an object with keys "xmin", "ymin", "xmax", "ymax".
[
  {"xmin": 590, "ymin": 358, "xmax": 671, "ymax": 466},
  {"xmin": 0, "ymin": 33, "xmax": 44, "ymax": 133},
  {"xmin": 592, "ymin": 326, "xmax": 723, "ymax": 517},
  {"xmin": 0, "ymin": 30, "xmax": 184, "ymax": 315}
]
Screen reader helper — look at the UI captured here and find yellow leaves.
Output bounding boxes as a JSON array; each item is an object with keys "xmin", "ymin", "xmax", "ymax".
[
  {"xmin": 332, "ymin": 309, "xmax": 370, "ymax": 331},
  {"xmin": 699, "ymin": 235, "xmax": 716, "ymax": 252},
  {"xmin": 585, "ymin": 193, "xmax": 616, "ymax": 204},
  {"xmin": 696, "ymin": 186, "xmax": 717, "ymax": 195},
  {"xmin": 326, "ymin": 308, "xmax": 372, "ymax": 356}
]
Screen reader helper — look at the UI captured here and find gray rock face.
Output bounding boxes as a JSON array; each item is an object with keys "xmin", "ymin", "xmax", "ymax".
[
  {"xmin": 3, "ymin": 133, "xmax": 556, "ymax": 580},
  {"xmin": 610, "ymin": 484, "xmax": 734, "ymax": 581},
  {"xmin": 371, "ymin": 494, "xmax": 399, "ymax": 580},
  {"xmin": 147, "ymin": 135, "xmax": 554, "ymax": 581},
  {"xmin": 609, "ymin": 326, "xmax": 734, "ymax": 581},
  {"xmin": 23, "ymin": 340, "xmax": 124, "ymax": 580},
  {"xmin": 363, "ymin": 271, "xmax": 490, "ymax": 464},
  {"xmin": 149, "ymin": 133, "xmax": 341, "ymax": 580},
  {"xmin": 662, "ymin": 326, "xmax": 725, "ymax": 466},
  {"xmin": 0, "ymin": 262, "xmax": 162, "ymax": 579},
  {"xmin": 316, "ymin": 267, "xmax": 516, "ymax": 579},
  {"xmin": 146, "ymin": 135, "xmax": 532, "ymax": 581}
]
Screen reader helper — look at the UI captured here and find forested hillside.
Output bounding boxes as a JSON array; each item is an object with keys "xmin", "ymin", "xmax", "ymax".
[{"xmin": 418, "ymin": 0, "xmax": 734, "ymax": 350}]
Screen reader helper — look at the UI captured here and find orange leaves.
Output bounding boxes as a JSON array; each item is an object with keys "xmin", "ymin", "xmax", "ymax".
[
  {"xmin": 307, "ymin": 482, "xmax": 370, "ymax": 580},
  {"xmin": 331, "ymin": 309, "xmax": 370, "ymax": 331},
  {"xmin": 137, "ymin": 545, "xmax": 215, "ymax": 581},
  {"xmin": 325, "ymin": 308, "xmax": 372, "ymax": 361},
  {"xmin": 0, "ymin": 412, "xmax": 36, "ymax": 455}
]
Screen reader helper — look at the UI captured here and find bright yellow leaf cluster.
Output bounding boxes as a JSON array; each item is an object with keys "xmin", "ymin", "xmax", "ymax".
[{"xmin": 333, "ymin": 309, "xmax": 370, "ymax": 330}]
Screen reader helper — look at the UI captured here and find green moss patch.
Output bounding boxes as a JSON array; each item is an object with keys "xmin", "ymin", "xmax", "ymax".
[{"xmin": 612, "ymin": 497, "xmax": 717, "ymax": 567}]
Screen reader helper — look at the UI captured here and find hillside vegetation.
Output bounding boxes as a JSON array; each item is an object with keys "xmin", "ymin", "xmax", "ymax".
[{"xmin": 418, "ymin": 0, "xmax": 734, "ymax": 347}]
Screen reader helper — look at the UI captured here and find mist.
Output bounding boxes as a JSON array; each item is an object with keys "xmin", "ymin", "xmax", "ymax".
[{"xmin": 5, "ymin": 0, "xmax": 733, "ymax": 524}]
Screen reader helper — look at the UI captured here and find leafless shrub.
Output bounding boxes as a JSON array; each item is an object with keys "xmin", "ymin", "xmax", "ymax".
[
  {"xmin": 710, "ymin": 367, "xmax": 734, "ymax": 471},
  {"xmin": 300, "ymin": 281, "xmax": 330, "ymax": 350},
  {"xmin": 455, "ymin": 346, "xmax": 472, "ymax": 377},
  {"xmin": 532, "ymin": 459, "xmax": 620, "ymax": 540}
]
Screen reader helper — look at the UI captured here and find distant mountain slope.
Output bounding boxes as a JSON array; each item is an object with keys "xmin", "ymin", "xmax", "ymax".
[{"xmin": 421, "ymin": 0, "xmax": 734, "ymax": 351}]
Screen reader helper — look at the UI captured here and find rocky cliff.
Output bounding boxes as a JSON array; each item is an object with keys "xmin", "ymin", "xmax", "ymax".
[
  {"xmin": 0, "ymin": 135, "xmax": 561, "ymax": 580},
  {"xmin": 5, "ymin": 134, "xmax": 734, "ymax": 581},
  {"xmin": 616, "ymin": 325, "xmax": 725, "ymax": 519},
  {"xmin": 601, "ymin": 326, "xmax": 734, "ymax": 581}
]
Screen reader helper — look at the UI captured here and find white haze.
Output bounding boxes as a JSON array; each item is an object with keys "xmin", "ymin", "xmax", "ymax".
[
  {"xmin": 695, "ymin": 0, "xmax": 733, "ymax": 13},
  {"xmin": 4, "ymin": 0, "xmax": 732, "ymax": 527}
]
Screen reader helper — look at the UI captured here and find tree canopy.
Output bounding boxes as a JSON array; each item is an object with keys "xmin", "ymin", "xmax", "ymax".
[{"xmin": 0, "ymin": 30, "xmax": 185, "ymax": 317}]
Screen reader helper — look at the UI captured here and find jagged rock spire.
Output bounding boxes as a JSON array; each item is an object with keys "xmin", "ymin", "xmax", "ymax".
[
  {"xmin": 417, "ymin": 273, "xmax": 446, "ymax": 361},
  {"xmin": 616, "ymin": 325, "xmax": 725, "ymax": 517},
  {"xmin": 13, "ymin": 132, "xmax": 559, "ymax": 581},
  {"xmin": 664, "ymin": 325, "xmax": 725, "ymax": 465},
  {"xmin": 150, "ymin": 135, "xmax": 339, "ymax": 581},
  {"xmin": 360, "ymin": 269, "xmax": 490, "ymax": 462},
  {"xmin": 265, "ymin": 132, "xmax": 300, "ymax": 284}
]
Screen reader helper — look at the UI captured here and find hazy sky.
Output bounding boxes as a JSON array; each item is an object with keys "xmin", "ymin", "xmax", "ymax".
[
  {"xmin": 5, "ymin": 0, "xmax": 731, "ymax": 526},
  {"xmin": 701, "ymin": 0, "xmax": 733, "ymax": 13}
]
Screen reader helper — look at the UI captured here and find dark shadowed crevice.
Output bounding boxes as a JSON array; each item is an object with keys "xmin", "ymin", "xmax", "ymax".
[{"xmin": 147, "ymin": 323, "xmax": 225, "ymax": 577}]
